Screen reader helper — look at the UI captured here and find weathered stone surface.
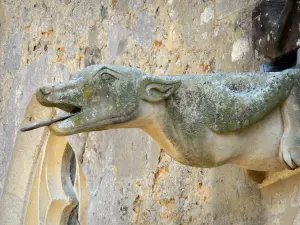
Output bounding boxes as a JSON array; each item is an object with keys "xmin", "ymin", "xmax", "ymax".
[
  {"xmin": 3, "ymin": 32, "xmax": 22, "ymax": 73},
  {"xmin": 83, "ymin": 129, "xmax": 161, "ymax": 224},
  {"xmin": 0, "ymin": 55, "xmax": 70, "ymax": 197},
  {"xmin": 211, "ymin": 165, "xmax": 265, "ymax": 224},
  {"xmin": 34, "ymin": 63, "xmax": 300, "ymax": 173},
  {"xmin": 109, "ymin": 24, "xmax": 129, "ymax": 61},
  {"xmin": 134, "ymin": 12, "xmax": 153, "ymax": 48},
  {"xmin": 215, "ymin": 0, "xmax": 260, "ymax": 19}
]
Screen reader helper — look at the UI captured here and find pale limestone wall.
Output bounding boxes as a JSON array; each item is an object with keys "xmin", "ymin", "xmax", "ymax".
[{"xmin": 1, "ymin": 0, "xmax": 300, "ymax": 224}]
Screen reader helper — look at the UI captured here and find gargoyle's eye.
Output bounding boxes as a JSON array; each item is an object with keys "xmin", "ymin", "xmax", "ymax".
[{"xmin": 101, "ymin": 73, "xmax": 116, "ymax": 81}]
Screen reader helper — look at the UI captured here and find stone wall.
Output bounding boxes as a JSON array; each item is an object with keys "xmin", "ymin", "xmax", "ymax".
[{"xmin": 1, "ymin": 0, "xmax": 300, "ymax": 224}]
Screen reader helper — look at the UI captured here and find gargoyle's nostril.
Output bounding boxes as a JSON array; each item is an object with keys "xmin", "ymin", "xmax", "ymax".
[{"xmin": 40, "ymin": 87, "xmax": 51, "ymax": 96}]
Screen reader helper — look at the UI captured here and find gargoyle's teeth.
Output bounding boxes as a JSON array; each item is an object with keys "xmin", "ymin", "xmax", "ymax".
[{"xmin": 20, "ymin": 113, "xmax": 78, "ymax": 132}]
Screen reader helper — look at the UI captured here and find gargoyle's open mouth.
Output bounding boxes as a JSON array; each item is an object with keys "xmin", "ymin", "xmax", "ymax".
[
  {"xmin": 20, "ymin": 106, "xmax": 82, "ymax": 132},
  {"xmin": 69, "ymin": 106, "xmax": 82, "ymax": 114}
]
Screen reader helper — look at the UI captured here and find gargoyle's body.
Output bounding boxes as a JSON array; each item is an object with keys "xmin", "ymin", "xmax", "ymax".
[
  {"xmin": 139, "ymin": 71, "xmax": 299, "ymax": 171},
  {"xmin": 33, "ymin": 64, "xmax": 300, "ymax": 182}
]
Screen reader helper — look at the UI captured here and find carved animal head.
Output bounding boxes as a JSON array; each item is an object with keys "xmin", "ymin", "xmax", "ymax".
[{"xmin": 36, "ymin": 65, "xmax": 181, "ymax": 135}]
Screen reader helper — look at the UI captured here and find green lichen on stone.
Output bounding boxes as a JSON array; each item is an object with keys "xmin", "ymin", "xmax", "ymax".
[{"xmin": 83, "ymin": 84, "xmax": 93, "ymax": 99}]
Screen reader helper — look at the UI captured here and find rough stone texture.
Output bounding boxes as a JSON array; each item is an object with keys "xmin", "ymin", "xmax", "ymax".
[
  {"xmin": 215, "ymin": 0, "xmax": 260, "ymax": 19},
  {"xmin": 1, "ymin": 0, "xmax": 300, "ymax": 224},
  {"xmin": 0, "ymin": 54, "xmax": 70, "ymax": 197}
]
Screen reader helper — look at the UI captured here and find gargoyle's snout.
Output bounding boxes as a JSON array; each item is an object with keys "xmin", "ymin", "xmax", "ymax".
[
  {"xmin": 36, "ymin": 83, "xmax": 83, "ymax": 113},
  {"xmin": 36, "ymin": 86, "xmax": 55, "ymax": 107}
]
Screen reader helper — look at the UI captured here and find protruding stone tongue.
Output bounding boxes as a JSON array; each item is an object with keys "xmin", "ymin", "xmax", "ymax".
[{"xmin": 20, "ymin": 113, "xmax": 77, "ymax": 132}]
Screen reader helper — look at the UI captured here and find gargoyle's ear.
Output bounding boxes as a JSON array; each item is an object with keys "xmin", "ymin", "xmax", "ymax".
[{"xmin": 138, "ymin": 76, "xmax": 181, "ymax": 102}]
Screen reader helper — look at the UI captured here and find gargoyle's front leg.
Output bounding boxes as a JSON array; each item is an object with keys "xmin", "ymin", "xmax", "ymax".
[
  {"xmin": 280, "ymin": 87, "xmax": 300, "ymax": 169},
  {"xmin": 279, "ymin": 51, "xmax": 300, "ymax": 169}
]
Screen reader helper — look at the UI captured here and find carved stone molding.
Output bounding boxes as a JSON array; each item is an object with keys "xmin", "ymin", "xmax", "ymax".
[
  {"xmin": 0, "ymin": 96, "xmax": 87, "ymax": 224},
  {"xmin": 24, "ymin": 134, "xmax": 88, "ymax": 225}
]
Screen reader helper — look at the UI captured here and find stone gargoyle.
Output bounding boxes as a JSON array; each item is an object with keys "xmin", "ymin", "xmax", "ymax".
[{"xmin": 21, "ymin": 56, "xmax": 300, "ymax": 183}]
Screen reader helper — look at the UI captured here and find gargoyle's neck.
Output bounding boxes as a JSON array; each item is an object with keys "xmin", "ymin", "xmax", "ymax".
[
  {"xmin": 138, "ymin": 102, "xmax": 181, "ymax": 159},
  {"xmin": 113, "ymin": 100, "xmax": 178, "ymax": 157},
  {"xmin": 142, "ymin": 123, "xmax": 179, "ymax": 159}
]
